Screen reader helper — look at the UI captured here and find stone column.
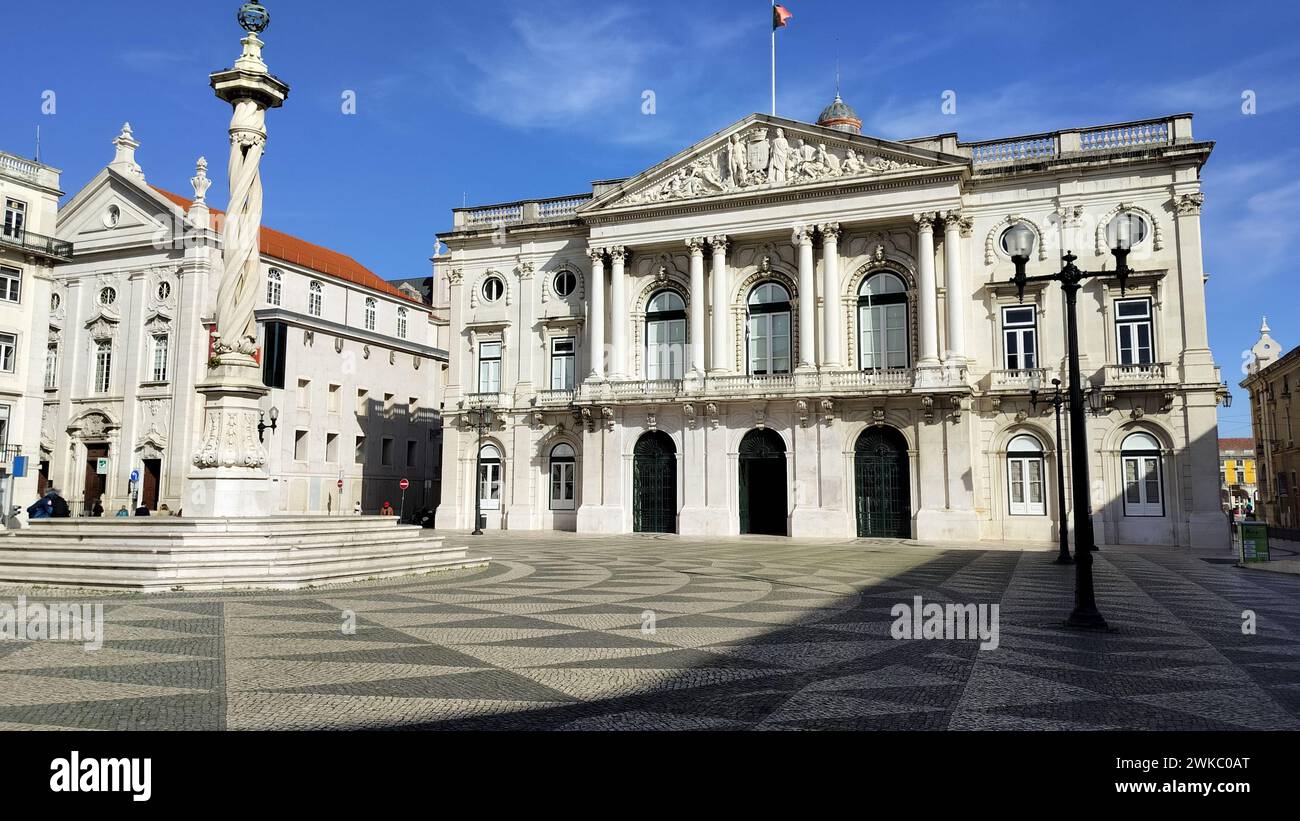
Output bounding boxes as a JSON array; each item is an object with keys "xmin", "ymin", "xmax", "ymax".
[
  {"xmin": 190, "ymin": 16, "xmax": 289, "ymax": 517},
  {"xmin": 914, "ymin": 213, "xmax": 940, "ymax": 368},
  {"xmin": 686, "ymin": 238, "xmax": 706, "ymax": 375},
  {"xmin": 608, "ymin": 246, "xmax": 627, "ymax": 378},
  {"xmin": 587, "ymin": 247, "xmax": 605, "ymax": 380},
  {"xmin": 943, "ymin": 211, "xmax": 967, "ymax": 365},
  {"xmin": 709, "ymin": 236, "xmax": 729, "ymax": 373},
  {"xmin": 820, "ymin": 223, "xmax": 842, "ymax": 368},
  {"xmin": 794, "ymin": 226, "xmax": 816, "ymax": 370}
]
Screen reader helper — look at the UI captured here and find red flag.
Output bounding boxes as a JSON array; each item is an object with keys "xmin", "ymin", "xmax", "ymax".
[{"xmin": 773, "ymin": 4, "xmax": 793, "ymax": 30}]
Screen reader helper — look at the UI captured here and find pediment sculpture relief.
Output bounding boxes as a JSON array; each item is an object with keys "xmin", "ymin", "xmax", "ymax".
[{"xmin": 619, "ymin": 127, "xmax": 925, "ymax": 206}]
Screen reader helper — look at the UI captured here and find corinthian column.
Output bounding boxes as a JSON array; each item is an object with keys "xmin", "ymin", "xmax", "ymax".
[
  {"xmin": 820, "ymin": 223, "xmax": 842, "ymax": 368},
  {"xmin": 794, "ymin": 226, "xmax": 816, "ymax": 370},
  {"xmin": 709, "ymin": 236, "xmax": 729, "ymax": 373},
  {"xmin": 943, "ymin": 211, "xmax": 968, "ymax": 365},
  {"xmin": 914, "ymin": 213, "xmax": 940, "ymax": 367},
  {"xmin": 608, "ymin": 246, "xmax": 627, "ymax": 378},
  {"xmin": 587, "ymin": 247, "xmax": 606, "ymax": 380},
  {"xmin": 686, "ymin": 238, "xmax": 706, "ymax": 375},
  {"xmin": 190, "ymin": 8, "xmax": 289, "ymax": 517}
]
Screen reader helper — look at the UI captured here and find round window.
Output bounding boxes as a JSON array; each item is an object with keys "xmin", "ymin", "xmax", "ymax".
[
  {"xmin": 554, "ymin": 270, "xmax": 576, "ymax": 297},
  {"xmin": 1106, "ymin": 212, "xmax": 1150, "ymax": 249},
  {"xmin": 999, "ymin": 222, "xmax": 1035, "ymax": 255},
  {"xmin": 99, "ymin": 287, "xmax": 117, "ymax": 306},
  {"xmin": 156, "ymin": 281, "xmax": 172, "ymax": 301},
  {"xmin": 482, "ymin": 276, "xmax": 505, "ymax": 302}
]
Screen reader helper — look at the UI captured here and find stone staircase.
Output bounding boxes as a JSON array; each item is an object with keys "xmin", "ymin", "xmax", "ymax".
[{"xmin": 0, "ymin": 517, "xmax": 488, "ymax": 592}]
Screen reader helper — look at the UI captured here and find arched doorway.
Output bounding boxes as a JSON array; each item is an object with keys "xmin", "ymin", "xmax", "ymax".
[
  {"xmin": 739, "ymin": 428, "xmax": 788, "ymax": 535},
  {"xmin": 633, "ymin": 431, "xmax": 676, "ymax": 533},
  {"xmin": 854, "ymin": 426, "xmax": 911, "ymax": 538}
]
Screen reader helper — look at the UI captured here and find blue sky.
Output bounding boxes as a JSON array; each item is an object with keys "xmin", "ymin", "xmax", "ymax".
[{"xmin": 4, "ymin": 0, "xmax": 1298, "ymax": 432}]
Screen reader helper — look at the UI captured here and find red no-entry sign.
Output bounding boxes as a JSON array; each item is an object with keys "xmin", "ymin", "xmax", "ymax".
[
  {"xmin": 399, "ymin": 478, "xmax": 410, "ymax": 490},
  {"xmin": 337, "ymin": 479, "xmax": 344, "ymax": 489}
]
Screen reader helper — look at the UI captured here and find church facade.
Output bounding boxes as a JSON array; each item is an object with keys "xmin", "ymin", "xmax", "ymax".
[
  {"xmin": 434, "ymin": 103, "xmax": 1227, "ymax": 547},
  {"xmin": 41, "ymin": 125, "xmax": 447, "ymax": 516}
]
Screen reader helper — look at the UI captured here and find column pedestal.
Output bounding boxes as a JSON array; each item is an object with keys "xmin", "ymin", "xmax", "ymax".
[{"xmin": 188, "ymin": 358, "xmax": 273, "ymax": 517}]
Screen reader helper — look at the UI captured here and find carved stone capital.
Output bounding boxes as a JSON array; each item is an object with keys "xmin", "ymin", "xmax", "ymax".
[
  {"xmin": 819, "ymin": 222, "xmax": 842, "ymax": 243},
  {"xmin": 914, "ymin": 212, "xmax": 937, "ymax": 232},
  {"xmin": 515, "ymin": 259, "xmax": 535, "ymax": 280},
  {"xmin": 684, "ymin": 237, "xmax": 706, "ymax": 255},
  {"xmin": 607, "ymin": 246, "xmax": 627, "ymax": 264},
  {"xmin": 1176, "ymin": 192, "xmax": 1205, "ymax": 215},
  {"xmin": 587, "ymin": 246, "xmax": 606, "ymax": 263},
  {"xmin": 791, "ymin": 225, "xmax": 814, "ymax": 246},
  {"xmin": 708, "ymin": 236, "xmax": 729, "ymax": 254}
]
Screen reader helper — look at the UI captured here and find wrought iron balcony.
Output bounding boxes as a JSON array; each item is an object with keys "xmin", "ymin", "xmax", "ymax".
[
  {"xmin": 0, "ymin": 444, "xmax": 22, "ymax": 465},
  {"xmin": 0, "ymin": 225, "xmax": 72, "ymax": 262}
]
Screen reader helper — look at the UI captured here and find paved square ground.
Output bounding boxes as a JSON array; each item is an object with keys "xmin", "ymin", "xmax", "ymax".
[{"xmin": 0, "ymin": 532, "xmax": 1297, "ymax": 730}]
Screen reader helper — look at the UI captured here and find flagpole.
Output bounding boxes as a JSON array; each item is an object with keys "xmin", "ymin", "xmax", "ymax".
[{"xmin": 770, "ymin": 0, "xmax": 777, "ymax": 115}]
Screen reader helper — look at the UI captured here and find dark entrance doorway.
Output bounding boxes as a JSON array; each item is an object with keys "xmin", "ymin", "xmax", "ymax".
[
  {"xmin": 739, "ymin": 428, "xmax": 787, "ymax": 535},
  {"xmin": 854, "ymin": 426, "xmax": 911, "ymax": 538},
  {"xmin": 141, "ymin": 458, "xmax": 162, "ymax": 510},
  {"xmin": 83, "ymin": 444, "xmax": 108, "ymax": 513},
  {"xmin": 633, "ymin": 431, "xmax": 676, "ymax": 533},
  {"xmin": 37, "ymin": 460, "xmax": 49, "ymax": 496}
]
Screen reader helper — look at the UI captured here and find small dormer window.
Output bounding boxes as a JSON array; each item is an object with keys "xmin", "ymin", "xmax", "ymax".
[{"xmin": 99, "ymin": 287, "xmax": 117, "ymax": 306}]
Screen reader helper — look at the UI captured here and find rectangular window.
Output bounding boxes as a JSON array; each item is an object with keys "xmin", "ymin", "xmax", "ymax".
[
  {"xmin": 261, "ymin": 321, "xmax": 288, "ymax": 389},
  {"xmin": 0, "ymin": 404, "xmax": 9, "ymax": 448},
  {"xmin": 1115, "ymin": 298, "xmax": 1154, "ymax": 366},
  {"xmin": 479, "ymin": 461, "xmax": 501, "ymax": 510},
  {"xmin": 381, "ymin": 437, "xmax": 394, "ymax": 467},
  {"xmin": 356, "ymin": 388, "xmax": 369, "ymax": 417},
  {"xmin": 45, "ymin": 343, "xmax": 58, "ymax": 389},
  {"xmin": 355, "ymin": 435, "xmax": 366, "ymax": 464},
  {"xmin": 325, "ymin": 433, "xmax": 339, "ymax": 463},
  {"xmin": 406, "ymin": 440, "xmax": 418, "ymax": 467},
  {"xmin": 1001, "ymin": 306, "xmax": 1037, "ymax": 371},
  {"xmin": 550, "ymin": 461, "xmax": 576, "ymax": 511},
  {"xmin": 94, "ymin": 340, "xmax": 112, "ymax": 393},
  {"xmin": 1008, "ymin": 456, "xmax": 1045, "ymax": 515},
  {"xmin": 328, "ymin": 384, "xmax": 340, "ymax": 413},
  {"xmin": 0, "ymin": 333, "xmax": 15, "ymax": 373},
  {"xmin": 479, "ymin": 341, "xmax": 502, "ymax": 393},
  {"xmin": 150, "ymin": 333, "xmax": 169, "ymax": 382},
  {"xmin": 294, "ymin": 429, "xmax": 309, "ymax": 461},
  {"xmin": 0, "ymin": 266, "xmax": 20, "ymax": 303},
  {"xmin": 646, "ymin": 320, "xmax": 686, "ymax": 380},
  {"xmin": 550, "ymin": 337, "xmax": 575, "ymax": 390},
  {"xmin": 297, "ymin": 378, "xmax": 310, "ymax": 408},
  {"xmin": 383, "ymin": 393, "xmax": 395, "ymax": 417},
  {"xmin": 1123, "ymin": 454, "xmax": 1163, "ymax": 516},
  {"xmin": 2, "ymin": 199, "xmax": 25, "ymax": 239},
  {"xmin": 408, "ymin": 396, "xmax": 419, "ymax": 418}
]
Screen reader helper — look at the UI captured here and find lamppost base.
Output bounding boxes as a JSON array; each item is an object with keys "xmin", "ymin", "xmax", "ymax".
[
  {"xmin": 1065, "ymin": 607, "xmax": 1110, "ymax": 631},
  {"xmin": 1052, "ymin": 554, "xmax": 1074, "ymax": 565}
]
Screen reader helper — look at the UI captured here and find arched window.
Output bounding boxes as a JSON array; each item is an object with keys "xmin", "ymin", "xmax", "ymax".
[
  {"xmin": 308, "ymin": 281, "xmax": 323, "ymax": 317},
  {"xmin": 267, "ymin": 268, "xmax": 282, "ymax": 306},
  {"xmin": 549, "ymin": 443, "xmax": 576, "ymax": 511},
  {"xmin": 478, "ymin": 443, "xmax": 502, "ymax": 511},
  {"xmin": 364, "ymin": 298, "xmax": 377, "ymax": 331},
  {"xmin": 747, "ymin": 282, "xmax": 792, "ymax": 375},
  {"xmin": 397, "ymin": 307, "xmax": 408, "ymax": 339},
  {"xmin": 1121, "ymin": 432, "xmax": 1163, "ymax": 517},
  {"xmin": 646, "ymin": 290, "xmax": 686, "ymax": 380},
  {"xmin": 858, "ymin": 272, "xmax": 908, "ymax": 370},
  {"xmin": 1007, "ymin": 434, "xmax": 1045, "ymax": 516}
]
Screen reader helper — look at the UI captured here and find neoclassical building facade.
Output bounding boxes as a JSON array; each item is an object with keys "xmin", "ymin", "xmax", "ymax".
[
  {"xmin": 435, "ymin": 104, "xmax": 1227, "ymax": 547},
  {"xmin": 42, "ymin": 125, "xmax": 447, "ymax": 515}
]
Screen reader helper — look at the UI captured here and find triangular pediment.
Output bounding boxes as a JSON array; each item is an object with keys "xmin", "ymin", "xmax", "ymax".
[
  {"xmin": 56, "ymin": 167, "xmax": 187, "ymax": 251},
  {"xmin": 582, "ymin": 114, "xmax": 968, "ymax": 213}
]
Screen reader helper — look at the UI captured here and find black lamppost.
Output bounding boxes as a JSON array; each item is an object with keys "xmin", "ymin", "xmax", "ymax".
[
  {"xmin": 257, "ymin": 406, "xmax": 279, "ymax": 442},
  {"xmin": 466, "ymin": 406, "xmax": 495, "ymax": 536},
  {"xmin": 1030, "ymin": 373, "xmax": 1072, "ymax": 565},
  {"xmin": 1006, "ymin": 215, "xmax": 1135, "ymax": 631}
]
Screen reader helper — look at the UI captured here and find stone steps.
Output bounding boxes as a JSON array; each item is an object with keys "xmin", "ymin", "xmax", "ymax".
[{"xmin": 0, "ymin": 517, "xmax": 489, "ymax": 592}]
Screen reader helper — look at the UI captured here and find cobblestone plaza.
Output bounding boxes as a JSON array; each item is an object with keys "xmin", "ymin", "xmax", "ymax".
[{"xmin": 0, "ymin": 533, "xmax": 1296, "ymax": 731}]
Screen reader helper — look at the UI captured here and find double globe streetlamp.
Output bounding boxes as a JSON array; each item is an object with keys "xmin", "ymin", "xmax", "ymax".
[
  {"xmin": 466, "ymin": 406, "xmax": 495, "ymax": 536},
  {"xmin": 1029, "ymin": 374, "xmax": 1073, "ymax": 566},
  {"xmin": 1005, "ymin": 214, "xmax": 1136, "ymax": 631}
]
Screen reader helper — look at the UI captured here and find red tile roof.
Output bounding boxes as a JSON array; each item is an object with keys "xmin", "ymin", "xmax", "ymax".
[
  {"xmin": 1219, "ymin": 437, "xmax": 1256, "ymax": 453},
  {"xmin": 152, "ymin": 187, "xmax": 422, "ymax": 305}
]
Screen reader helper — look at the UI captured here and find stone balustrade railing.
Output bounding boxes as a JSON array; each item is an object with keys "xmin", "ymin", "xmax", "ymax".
[
  {"xmin": 965, "ymin": 115, "xmax": 1188, "ymax": 168},
  {"xmin": 0, "ymin": 151, "xmax": 41, "ymax": 180},
  {"xmin": 453, "ymin": 194, "xmax": 592, "ymax": 230},
  {"xmin": 989, "ymin": 368, "xmax": 1053, "ymax": 391},
  {"xmin": 1103, "ymin": 362, "xmax": 1170, "ymax": 385}
]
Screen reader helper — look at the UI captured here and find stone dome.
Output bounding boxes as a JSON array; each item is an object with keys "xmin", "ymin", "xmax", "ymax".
[{"xmin": 817, "ymin": 93, "xmax": 862, "ymax": 135}]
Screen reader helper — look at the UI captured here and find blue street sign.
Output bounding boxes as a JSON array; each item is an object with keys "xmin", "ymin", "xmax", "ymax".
[
  {"xmin": 12, "ymin": 456, "xmax": 27, "ymax": 478},
  {"xmin": 130, "ymin": 469, "xmax": 140, "ymax": 483}
]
